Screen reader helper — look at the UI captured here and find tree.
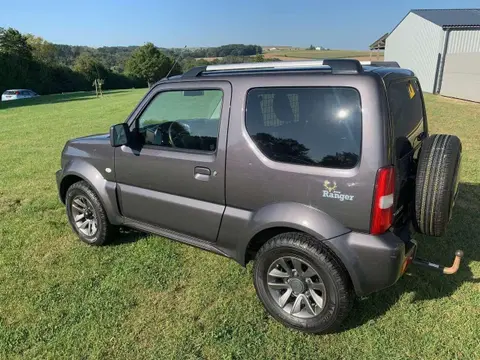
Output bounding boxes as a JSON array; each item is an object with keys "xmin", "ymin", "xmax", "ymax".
[
  {"xmin": 308, "ymin": 45, "xmax": 315, "ymax": 50},
  {"xmin": 25, "ymin": 34, "xmax": 56, "ymax": 64},
  {"xmin": 252, "ymin": 54, "xmax": 265, "ymax": 63},
  {"xmin": 73, "ymin": 53, "xmax": 106, "ymax": 83},
  {"xmin": 0, "ymin": 27, "xmax": 32, "ymax": 58},
  {"xmin": 125, "ymin": 43, "xmax": 173, "ymax": 87}
]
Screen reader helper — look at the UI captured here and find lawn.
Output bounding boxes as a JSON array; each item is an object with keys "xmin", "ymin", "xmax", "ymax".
[{"xmin": 0, "ymin": 90, "xmax": 479, "ymax": 359}]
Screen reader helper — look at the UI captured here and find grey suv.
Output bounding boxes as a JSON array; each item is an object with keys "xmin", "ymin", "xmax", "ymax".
[{"xmin": 56, "ymin": 59, "xmax": 463, "ymax": 333}]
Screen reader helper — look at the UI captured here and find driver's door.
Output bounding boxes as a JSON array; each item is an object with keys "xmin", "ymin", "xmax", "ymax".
[{"xmin": 114, "ymin": 81, "xmax": 231, "ymax": 242}]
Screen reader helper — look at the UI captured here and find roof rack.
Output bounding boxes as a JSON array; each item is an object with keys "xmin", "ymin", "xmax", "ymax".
[
  {"xmin": 360, "ymin": 61, "xmax": 400, "ymax": 68},
  {"xmin": 182, "ymin": 59, "xmax": 365, "ymax": 77},
  {"xmin": 205, "ymin": 60, "xmax": 329, "ymax": 71}
]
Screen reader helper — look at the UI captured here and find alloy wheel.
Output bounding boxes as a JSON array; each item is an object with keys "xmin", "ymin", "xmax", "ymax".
[
  {"xmin": 71, "ymin": 195, "xmax": 98, "ymax": 237},
  {"xmin": 267, "ymin": 256, "xmax": 327, "ymax": 319}
]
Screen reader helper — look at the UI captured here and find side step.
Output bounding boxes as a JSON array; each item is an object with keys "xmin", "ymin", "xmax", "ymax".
[{"xmin": 412, "ymin": 250, "xmax": 464, "ymax": 275}]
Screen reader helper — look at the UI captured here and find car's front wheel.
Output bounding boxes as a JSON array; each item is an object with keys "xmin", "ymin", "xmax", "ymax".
[
  {"xmin": 253, "ymin": 232, "xmax": 354, "ymax": 334},
  {"xmin": 65, "ymin": 181, "xmax": 114, "ymax": 246}
]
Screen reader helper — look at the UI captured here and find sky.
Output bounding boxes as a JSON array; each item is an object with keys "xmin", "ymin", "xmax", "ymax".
[{"xmin": 1, "ymin": 0, "xmax": 479, "ymax": 49}]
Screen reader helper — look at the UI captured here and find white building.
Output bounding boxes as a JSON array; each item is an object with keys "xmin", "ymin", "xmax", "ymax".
[{"xmin": 385, "ymin": 9, "xmax": 480, "ymax": 102}]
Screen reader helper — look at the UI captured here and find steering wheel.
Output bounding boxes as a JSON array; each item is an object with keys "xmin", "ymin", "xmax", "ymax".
[{"xmin": 168, "ymin": 121, "xmax": 190, "ymax": 148}]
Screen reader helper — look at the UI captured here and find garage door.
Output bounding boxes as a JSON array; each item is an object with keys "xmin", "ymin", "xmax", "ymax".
[{"xmin": 441, "ymin": 52, "xmax": 480, "ymax": 102}]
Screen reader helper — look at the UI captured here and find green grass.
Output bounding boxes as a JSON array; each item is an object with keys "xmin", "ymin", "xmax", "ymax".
[{"xmin": 0, "ymin": 90, "xmax": 479, "ymax": 359}]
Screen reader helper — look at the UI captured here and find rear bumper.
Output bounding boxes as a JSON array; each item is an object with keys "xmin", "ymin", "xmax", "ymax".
[{"xmin": 325, "ymin": 227, "xmax": 416, "ymax": 296}]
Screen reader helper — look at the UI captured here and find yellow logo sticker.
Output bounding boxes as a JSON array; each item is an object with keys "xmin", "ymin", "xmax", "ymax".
[
  {"xmin": 408, "ymin": 83, "xmax": 416, "ymax": 99},
  {"xmin": 323, "ymin": 180, "xmax": 337, "ymax": 192}
]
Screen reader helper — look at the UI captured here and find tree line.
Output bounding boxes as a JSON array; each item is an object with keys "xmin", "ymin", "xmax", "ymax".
[
  {"xmin": 174, "ymin": 44, "xmax": 262, "ymax": 58},
  {"xmin": 0, "ymin": 27, "xmax": 268, "ymax": 96},
  {"xmin": 0, "ymin": 28, "xmax": 145, "ymax": 95}
]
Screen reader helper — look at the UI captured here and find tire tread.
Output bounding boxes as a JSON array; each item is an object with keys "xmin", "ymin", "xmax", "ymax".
[{"xmin": 415, "ymin": 134, "xmax": 461, "ymax": 236}]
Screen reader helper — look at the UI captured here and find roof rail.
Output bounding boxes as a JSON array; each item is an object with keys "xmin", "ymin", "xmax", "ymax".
[
  {"xmin": 204, "ymin": 59, "xmax": 363, "ymax": 74},
  {"xmin": 182, "ymin": 66, "xmax": 207, "ymax": 77},
  {"xmin": 360, "ymin": 61, "xmax": 400, "ymax": 68},
  {"xmin": 205, "ymin": 60, "xmax": 328, "ymax": 71},
  {"xmin": 181, "ymin": 59, "xmax": 369, "ymax": 78}
]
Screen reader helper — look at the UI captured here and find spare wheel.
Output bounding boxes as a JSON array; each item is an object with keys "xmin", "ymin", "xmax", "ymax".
[{"xmin": 415, "ymin": 134, "xmax": 462, "ymax": 237}]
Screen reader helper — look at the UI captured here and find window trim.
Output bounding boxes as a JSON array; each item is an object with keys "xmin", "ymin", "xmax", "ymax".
[
  {"xmin": 243, "ymin": 86, "xmax": 363, "ymax": 170},
  {"xmin": 133, "ymin": 87, "xmax": 225, "ymax": 155}
]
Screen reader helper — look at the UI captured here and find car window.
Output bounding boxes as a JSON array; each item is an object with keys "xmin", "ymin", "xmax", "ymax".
[
  {"xmin": 388, "ymin": 79, "xmax": 424, "ymax": 140},
  {"xmin": 245, "ymin": 87, "xmax": 362, "ymax": 169},
  {"xmin": 138, "ymin": 89, "xmax": 223, "ymax": 152},
  {"xmin": 4, "ymin": 90, "xmax": 17, "ymax": 95}
]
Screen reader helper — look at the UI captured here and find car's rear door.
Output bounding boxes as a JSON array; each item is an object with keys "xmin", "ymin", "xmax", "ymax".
[
  {"xmin": 114, "ymin": 81, "xmax": 231, "ymax": 242},
  {"xmin": 387, "ymin": 77, "xmax": 427, "ymax": 226}
]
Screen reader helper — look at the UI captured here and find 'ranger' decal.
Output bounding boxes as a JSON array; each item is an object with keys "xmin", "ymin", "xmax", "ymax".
[{"xmin": 322, "ymin": 180, "xmax": 355, "ymax": 202}]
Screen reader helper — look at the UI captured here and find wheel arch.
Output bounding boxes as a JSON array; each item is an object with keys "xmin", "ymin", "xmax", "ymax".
[
  {"xmin": 59, "ymin": 174, "xmax": 86, "ymax": 203},
  {"xmin": 59, "ymin": 161, "xmax": 122, "ymax": 225},
  {"xmin": 239, "ymin": 202, "xmax": 351, "ymax": 265}
]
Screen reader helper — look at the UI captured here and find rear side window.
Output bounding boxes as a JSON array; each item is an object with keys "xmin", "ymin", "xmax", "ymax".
[
  {"xmin": 4, "ymin": 90, "xmax": 17, "ymax": 95},
  {"xmin": 245, "ymin": 87, "xmax": 361, "ymax": 169},
  {"xmin": 388, "ymin": 79, "xmax": 424, "ymax": 139}
]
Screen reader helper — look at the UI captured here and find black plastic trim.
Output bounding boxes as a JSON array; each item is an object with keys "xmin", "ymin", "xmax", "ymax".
[{"xmin": 182, "ymin": 66, "xmax": 207, "ymax": 78}]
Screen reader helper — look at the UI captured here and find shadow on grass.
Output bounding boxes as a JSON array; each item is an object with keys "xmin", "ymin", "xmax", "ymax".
[
  {"xmin": 108, "ymin": 227, "xmax": 149, "ymax": 246},
  {"xmin": 0, "ymin": 89, "xmax": 135, "ymax": 109},
  {"xmin": 341, "ymin": 182, "xmax": 480, "ymax": 332}
]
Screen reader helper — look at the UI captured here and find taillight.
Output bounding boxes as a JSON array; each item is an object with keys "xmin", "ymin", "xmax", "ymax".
[{"xmin": 370, "ymin": 166, "xmax": 395, "ymax": 234}]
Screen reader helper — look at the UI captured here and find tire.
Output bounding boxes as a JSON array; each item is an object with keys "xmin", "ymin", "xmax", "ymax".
[
  {"xmin": 65, "ymin": 181, "xmax": 115, "ymax": 246},
  {"xmin": 253, "ymin": 232, "xmax": 354, "ymax": 334},
  {"xmin": 415, "ymin": 134, "xmax": 462, "ymax": 237}
]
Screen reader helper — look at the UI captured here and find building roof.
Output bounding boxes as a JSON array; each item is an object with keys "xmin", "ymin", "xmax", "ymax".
[
  {"xmin": 411, "ymin": 8, "xmax": 480, "ymax": 29},
  {"xmin": 369, "ymin": 33, "xmax": 389, "ymax": 50}
]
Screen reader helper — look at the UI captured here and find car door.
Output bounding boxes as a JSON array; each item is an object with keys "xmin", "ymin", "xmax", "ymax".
[{"xmin": 114, "ymin": 80, "xmax": 231, "ymax": 242}]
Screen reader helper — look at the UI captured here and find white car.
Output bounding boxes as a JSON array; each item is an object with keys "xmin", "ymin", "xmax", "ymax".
[{"xmin": 1, "ymin": 89, "xmax": 39, "ymax": 102}]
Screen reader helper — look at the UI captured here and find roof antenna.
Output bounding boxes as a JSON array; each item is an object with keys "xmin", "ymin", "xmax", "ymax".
[{"xmin": 166, "ymin": 45, "xmax": 187, "ymax": 78}]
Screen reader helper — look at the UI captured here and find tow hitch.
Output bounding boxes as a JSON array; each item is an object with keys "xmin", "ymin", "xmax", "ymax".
[{"xmin": 412, "ymin": 250, "xmax": 464, "ymax": 275}]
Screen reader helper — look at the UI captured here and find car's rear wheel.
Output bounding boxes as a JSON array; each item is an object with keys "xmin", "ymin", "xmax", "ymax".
[
  {"xmin": 65, "ymin": 181, "xmax": 114, "ymax": 246},
  {"xmin": 253, "ymin": 232, "xmax": 354, "ymax": 334}
]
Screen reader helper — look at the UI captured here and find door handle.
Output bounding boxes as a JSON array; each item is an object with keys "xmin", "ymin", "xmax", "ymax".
[{"xmin": 194, "ymin": 166, "xmax": 211, "ymax": 181}]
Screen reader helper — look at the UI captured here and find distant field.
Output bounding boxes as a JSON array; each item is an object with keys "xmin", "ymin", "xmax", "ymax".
[
  {"xmin": 197, "ymin": 50, "xmax": 384, "ymax": 63},
  {"xmin": 264, "ymin": 49, "xmax": 380, "ymax": 60}
]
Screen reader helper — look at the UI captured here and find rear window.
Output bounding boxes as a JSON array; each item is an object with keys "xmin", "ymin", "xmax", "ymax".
[
  {"xmin": 388, "ymin": 79, "xmax": 424, "ymax": 138},
  {"xmin": 245, "ymin": 87, "xmax": 362, "ymax": 169},
  {"xmin": 4, "ymin": 90, "xmax": 18, "ymax": 95}
]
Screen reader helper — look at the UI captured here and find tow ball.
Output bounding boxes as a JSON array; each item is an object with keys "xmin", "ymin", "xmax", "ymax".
[{"xmin": 411, "ymin": 250, "xmax": 464, "ymax": 275}]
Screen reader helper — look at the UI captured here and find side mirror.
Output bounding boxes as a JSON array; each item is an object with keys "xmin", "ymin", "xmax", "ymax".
[{"xmin": 110, "ymin": 123, "xmax": 129, "ymax": 147}]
